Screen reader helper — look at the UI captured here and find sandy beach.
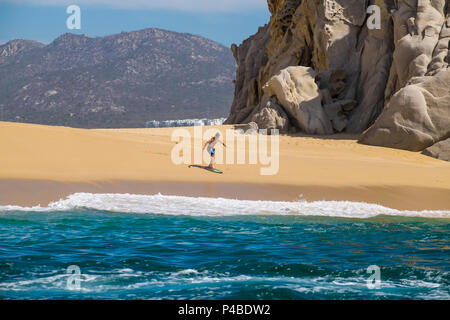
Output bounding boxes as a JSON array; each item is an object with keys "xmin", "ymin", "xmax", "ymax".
[{"xmin": 1, "ymin": 121, "xmax": 449, "ymax": 210}]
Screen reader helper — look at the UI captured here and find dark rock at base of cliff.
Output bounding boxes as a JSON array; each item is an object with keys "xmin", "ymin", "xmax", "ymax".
[{"xmin": 422, "ymin": 138, "xmax": 450, "ymax": 162}]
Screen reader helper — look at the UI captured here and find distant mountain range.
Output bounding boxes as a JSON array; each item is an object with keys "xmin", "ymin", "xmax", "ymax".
[{"xmin": 0, "ymin": 28, "xmax": 236, "ymax": 128}]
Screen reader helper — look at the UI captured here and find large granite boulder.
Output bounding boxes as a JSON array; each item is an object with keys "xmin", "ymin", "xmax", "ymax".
[
  {"xmin": 360, "ymin": 69, "xmax": 450, "ymax": 151},
  {"xmin": 262, "ymin": 66, "xmax": 333, "ymax": 135}
]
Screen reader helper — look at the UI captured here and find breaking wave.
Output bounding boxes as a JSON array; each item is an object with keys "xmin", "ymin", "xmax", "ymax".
[{"xmin": 0, "ymin": 193, "xmax": 448, "ymax": 219}]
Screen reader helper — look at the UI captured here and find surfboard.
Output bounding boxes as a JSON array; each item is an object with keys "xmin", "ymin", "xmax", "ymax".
[{"xmin": 188, "ymin": 165, "xmax": 223, "ymax": 174}]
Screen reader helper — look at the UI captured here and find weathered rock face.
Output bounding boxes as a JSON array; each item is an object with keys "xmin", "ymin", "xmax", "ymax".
[
  {"xmin": 384, "ymin": 0, "xmax": 447, "ymax": 99},
  {"xmin": 226, "ymin": 0, "xmax": 449, "ymax": 159},
  {"xmin": 226, "ymin": 26, "xmax": 271, "ymax": 124},
  {"xmin": 347, "ymin": 0, "xmax": 395, "ymax": 132},
  {"xmin": 226, "ymin": 0, "xmax": 375, "ymax": 131},
  {"xmin": 360, "ymin": 68, "xmax": 450, "ymax": 151}
]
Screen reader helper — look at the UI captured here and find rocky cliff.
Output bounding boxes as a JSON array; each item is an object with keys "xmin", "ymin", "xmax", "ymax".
[
  {"xmin": 0, "ymin": 29, "xmax": 236, "ymax": 128},
  {"xmin": 226, "ymin": 0, "xmax": 449, "ymax": 160}
]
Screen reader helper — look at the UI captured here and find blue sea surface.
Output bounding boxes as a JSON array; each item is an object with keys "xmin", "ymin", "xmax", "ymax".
[{"xmin": 0, "ymin": 204, "xmax": 448, "ymax": 300}]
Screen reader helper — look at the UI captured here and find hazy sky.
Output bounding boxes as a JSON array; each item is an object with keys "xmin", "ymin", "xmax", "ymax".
[{"xmin": 0, "ymin": 0, "xmax": 270, "ymax": 46}]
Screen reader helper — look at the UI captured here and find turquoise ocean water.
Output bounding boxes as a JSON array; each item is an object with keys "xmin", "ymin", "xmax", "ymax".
[{"xmin": 0, "ymin": 193, "xmax": 448, "ymax": 300}]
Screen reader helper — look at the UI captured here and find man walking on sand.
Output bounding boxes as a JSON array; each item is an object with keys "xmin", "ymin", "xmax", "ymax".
[{"xmin": 203, "ymin": 132, "xmax": 226, "ymax": 169}]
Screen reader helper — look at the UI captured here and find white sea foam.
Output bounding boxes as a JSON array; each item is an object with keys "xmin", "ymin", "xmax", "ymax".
[
  {"xmin": 146, "ymin": 118, "xmax": 226, "ymax": 128},
  {"xmin": 2, "ymin": 268, "xmax": 447, "ymax": 299},
  {"xmin": 0, "ymin": 193, "xmax": 449, "ymax": 219}
]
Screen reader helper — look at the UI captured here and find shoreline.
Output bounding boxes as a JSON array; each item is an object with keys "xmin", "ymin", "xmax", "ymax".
[
  {"xmin": 1, "ymin": 179, "xmax": 449, "ymax": 211},
  {"xmin": 1, "ymin": 121, "xmax": 449, "ymax": 212}
]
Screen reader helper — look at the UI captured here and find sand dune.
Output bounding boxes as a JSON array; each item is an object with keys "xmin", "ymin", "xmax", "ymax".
[{"xmin": 0, "ymin": 121, "xmax": 449, "ymax": 210}]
